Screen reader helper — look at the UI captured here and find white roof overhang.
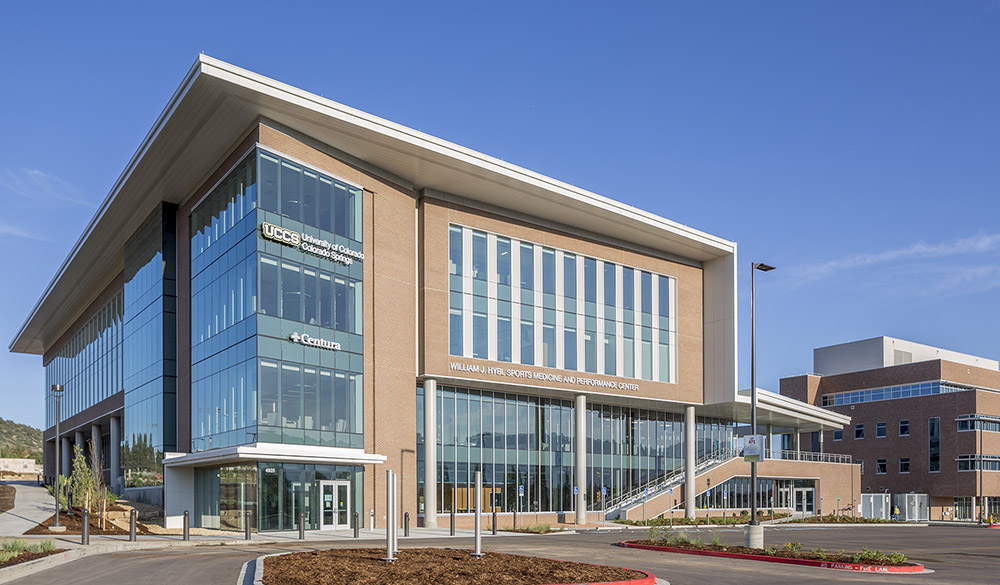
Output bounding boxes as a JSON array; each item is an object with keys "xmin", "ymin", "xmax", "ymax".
[
  {"xmin": 697, "ymin": 388, "xmax": 851, "ymax": 432},
  {"xmin": 163, "ymin": 443, "xmax": 386, "ymax": 468},
  {"xmin": 11, "ymin": 55, "xmax": 735, "ymax": 356}
]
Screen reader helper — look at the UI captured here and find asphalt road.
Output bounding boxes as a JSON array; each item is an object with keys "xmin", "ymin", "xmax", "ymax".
[{"xmin": 8, "ymin": 525, "xmax": 1000, "ymax": 585}]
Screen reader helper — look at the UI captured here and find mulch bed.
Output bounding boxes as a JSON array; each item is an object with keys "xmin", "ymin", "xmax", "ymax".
[
  {"xmin": 264, "ymin": 548, "xmax": 648, "ymax": 585},
  {"xmin": 0, "ymin": 550, "xmax": 66, "ymax": 570},
  {"xmin": 25, "ymin": 508, "xmax": 152, "ymax": 536},
  {"xmin": 0, "ymin": 485, "xmax": 14, "ymax": 514}
]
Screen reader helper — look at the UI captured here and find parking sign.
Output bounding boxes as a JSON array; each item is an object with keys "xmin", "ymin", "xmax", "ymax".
[{"xmin": 518, "ymin": 484, "xmax": 524, "ymax": 496}]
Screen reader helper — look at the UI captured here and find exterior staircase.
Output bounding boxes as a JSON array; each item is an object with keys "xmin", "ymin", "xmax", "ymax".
[{"xmin": 602, "ymin": 447, "xmax": 738, "ymax": 520}]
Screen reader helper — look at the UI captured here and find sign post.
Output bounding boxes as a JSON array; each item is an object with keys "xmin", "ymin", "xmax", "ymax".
[
  {"xmin": 743, "ymin": 435, "xmax": 765, "ymax": 462},
  {"xmin": 669, "ymin": 488, "xmax": 674, "ymax": 528},
  {"xmin": 573, "ymin": 486, "xmax": 579, "ymax": 526}
]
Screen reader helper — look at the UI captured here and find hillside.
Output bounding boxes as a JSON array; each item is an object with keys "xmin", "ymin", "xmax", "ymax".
[{"xmin": 0, "ymin": 418, "xmax": 43, "ymax": 463}]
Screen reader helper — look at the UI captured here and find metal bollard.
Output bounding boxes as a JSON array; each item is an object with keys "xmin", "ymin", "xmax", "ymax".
[
  {"xmin": 299, "ymin": 513, "xmax": 305, "ymax": 540},
  {"xmin": 492, "ymin": 509, "xmax": 497, "ymax": 535},
  {"xmin": 129, "ymin": 509, "xmax": 137, "ymax": 542},
  {"xmin": 245, "ymin": 511, "xmax": 251, "ymax": 540},
  {"xmin": 81, "ymin": 508, "xmax": 90, "ymax": 545},
  {"xmin": 183, "ymin": 510, "xmax": 190, "ymax": 541},
  {"xmin": 404, "ymin": 512, "xmax": 410, "ymax": 537},
  {"xmin": 450, "ymin": 509, "xmax": 456, "ymax": 536},
  {"xmin": 353, "ymin": 512, "xmax": 360, "ymax": 538}
]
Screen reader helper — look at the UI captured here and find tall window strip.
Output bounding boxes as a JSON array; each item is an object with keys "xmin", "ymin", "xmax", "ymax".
[{"xmin": 447, "ymin": 224, "xmax": 677, "ymax": 383}]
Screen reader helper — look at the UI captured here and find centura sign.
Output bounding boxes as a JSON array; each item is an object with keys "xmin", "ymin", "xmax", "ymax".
[
  {"xmin": 260, "ymin": 222, "xmax": 364, "ymax": 266},
  {"xmin": 289, "ymin": 332, "xmax": 341, "ymax": 351}
]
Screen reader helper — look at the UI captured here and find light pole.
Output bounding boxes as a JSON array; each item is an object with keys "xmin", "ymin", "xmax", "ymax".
[
  {"xmin": 51, "ymin": 384, "xmax": 64, "ymax": 531},
  {"xmin": 746, "ymin": 262, "xmax": 774, "ymax": 549}
]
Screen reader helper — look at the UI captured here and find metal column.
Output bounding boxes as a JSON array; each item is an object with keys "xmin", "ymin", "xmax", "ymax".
[
  {"xmin": 685, "ymin": 405, "xmax": 696, "ymax": 519},
  {"xmin": 423, "ymin": 379, "xmax": 437, "ymax": 528},
  {"xmin": 91, "ymin": 424, "xmax": 102, "ymax": 475},
  {"xmin": 574, "ymin": 394, "xmax": 587, "ymax": 525},
  {"xmin": 110, "ymin": 416, "xmax": 121, "ymax": 494}
]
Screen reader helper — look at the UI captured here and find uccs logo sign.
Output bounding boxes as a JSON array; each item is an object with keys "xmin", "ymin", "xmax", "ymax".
[{"xmin": 261, "ymin": 222, "xmax": 301, "ymax": 247}]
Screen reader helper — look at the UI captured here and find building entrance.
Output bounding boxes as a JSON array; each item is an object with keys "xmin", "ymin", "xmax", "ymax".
[
  {"xmin": 320, "ymin": 481, "xmax": 351, "ymax": 530},
  {"xmin": 794, "ymin": 488, "xmax": 814, "ymax": 515}
]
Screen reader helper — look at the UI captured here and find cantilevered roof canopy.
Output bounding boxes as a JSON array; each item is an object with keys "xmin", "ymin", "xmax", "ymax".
[
  {"xmin": 697, "ymin": 388, "xmax": 851, "ymax": 432},
  {"xmin": 10, "ymin": 55, "xmax": 735, "ymax": 356}
]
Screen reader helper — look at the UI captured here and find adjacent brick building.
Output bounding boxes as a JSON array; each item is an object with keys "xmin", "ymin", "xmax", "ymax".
[{"xmin": 782, "ymin": 336, "xmax": 1000, "ymax": 521}]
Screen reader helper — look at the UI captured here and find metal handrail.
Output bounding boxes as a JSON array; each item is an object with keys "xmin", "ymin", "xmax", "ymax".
[
  {"xmin": 603, "ymin": 447, "xmax": 739, "ymax": 513},
  {"xmin": 765, "ymin": 449, "xmax": 853, "ymax": 464}
]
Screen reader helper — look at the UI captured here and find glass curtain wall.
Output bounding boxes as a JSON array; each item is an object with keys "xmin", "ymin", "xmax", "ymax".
[
  {"xmin": 693, "ymin": 477, "xmax": 793, "ymax": 511},
  {"xmin": 448, "ymin": 224, "xmax": 676, "ymax": 383},
  {"xmin": 122, "ymin": 203, "xmax": 178, "ymax": 487},
  {"xmin": 44, "ymin": 292, "xmax": 124, "ymax": 427},
  {"xmin": 417, "ymin": 385, "xmax": 734, "ymax": 514},
  {"xmin": 254, "ymin": 149, "xmax": 364, "ymax": 448},
  {"xmin": 190, "ymin": 152, "xmax": 259, "ymax": 452}
]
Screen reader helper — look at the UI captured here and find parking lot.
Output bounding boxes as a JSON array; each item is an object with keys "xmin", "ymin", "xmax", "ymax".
[{"xmin": 6, "ymin": 524, "xmax": 1000, "ymax": 584}]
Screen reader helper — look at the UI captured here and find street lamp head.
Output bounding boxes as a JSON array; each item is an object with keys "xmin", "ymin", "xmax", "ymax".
[
  {"xmin": 51, "ymin": 384, "xmax": 64, "ymax": 394},
  {"xmin": 753, "ymin": 263, "xmax": 776, "ymax": 272}
]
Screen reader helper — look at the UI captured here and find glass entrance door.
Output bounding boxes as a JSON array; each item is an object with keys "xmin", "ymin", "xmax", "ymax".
[
  {"xmin": 320, "ymin": 481, "xmax": 350, "ymax": 530},
  {"xmin": 794, "ymin": 488, "xmax": 814, "ymax": 515}
]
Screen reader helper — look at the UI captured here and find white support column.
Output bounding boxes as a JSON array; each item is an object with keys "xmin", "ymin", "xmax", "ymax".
[
  {"xmin": 423, "ymin": 379, "xmax": 438, "ymax": 528},
  {"xmin": 74, "ymin": 431, "xmax": 84, "ymax": 465},
  {"xmin": 91, "ymin": 424, "xmax": 102, "ymax": 476},
  {"xmin": 766, "ymin": 424, "xmax": 773, "ymax": 457},
  {"xmin": 685, "ymin": 405, "xmax": 696, "ymax": 519},
  {"xmin": 575, "ymin": 394, "xmax": 587, "ymax": 525},
  {"xmin": 110, "ymin": 416, "xmax": 121, "ymax": 494},
  {"xmin": 60, "ymin": 437, "xmax": 72, "ymax": 477},
  {"xmin": 818, "ymin": 429, "xmax": 824, "ymax": 454},
  {"xmin": 794, "ymin": 430, "xmax": 801, "ymax": 454}
]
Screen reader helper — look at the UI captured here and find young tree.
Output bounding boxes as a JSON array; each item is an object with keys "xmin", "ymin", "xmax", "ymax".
[{"xmin": 69, "ymin": 444, "xmax": 95, "ymax": 512}]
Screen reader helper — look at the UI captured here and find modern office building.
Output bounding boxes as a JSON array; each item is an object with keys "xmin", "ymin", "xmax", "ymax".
[
  {"xmin": 11, "ymin": 56, "xmax": 853, "ymax": 532},
  {"xmin": 782, "ymin": 336, "xmax": 1000, "ymax": 521}
]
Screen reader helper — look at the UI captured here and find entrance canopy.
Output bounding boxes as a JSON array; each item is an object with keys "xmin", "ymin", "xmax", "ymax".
[
  {"xmin": 163, "ymin": 443, "xmax": 386, "ymax": 468},
  {"xmin": 698, "ymin": 388, "xmax": 850, "ymax": 433}
]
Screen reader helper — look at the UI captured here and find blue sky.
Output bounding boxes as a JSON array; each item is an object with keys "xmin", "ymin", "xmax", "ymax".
[{"xmin": 2, "ymin": 2, "xmax": 999, "ymax": 429}]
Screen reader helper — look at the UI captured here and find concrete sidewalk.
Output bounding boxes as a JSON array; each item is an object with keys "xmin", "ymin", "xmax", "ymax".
[{"xmin": 0, "ymin": 481, "xmax": 54, "ymax": 537}]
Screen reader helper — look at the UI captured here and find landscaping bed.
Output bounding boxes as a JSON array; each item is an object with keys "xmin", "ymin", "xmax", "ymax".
[
  {"xmin": 263, "ymin": 547, "xmax": 652, "ymax": 585},
  {"xmin": 785, "ymin": 514, "xmax": 905, "ymax": 524},
  {"xmin": 0, "ymin": 540, "xmax": 65, "ymax": 570},
  {"xmin": 25, "ymin": 507, "xmax": 152, "ymax": 535},
  {"xmin": 621, "ymin": 530, "xmax": 922, "ymax": 572},
  {"xmin": 619, "ymin": 511, "xmax": 789, "ymax": 526},
  {"xmin": 0, "ymin": 485, "xmax": 14, "ymax": 514}
]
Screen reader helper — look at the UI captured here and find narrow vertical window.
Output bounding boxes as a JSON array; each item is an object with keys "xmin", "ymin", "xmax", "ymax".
[{"xmin": 929, "ymin": 417, "xmax": 940, "ymax": 472}]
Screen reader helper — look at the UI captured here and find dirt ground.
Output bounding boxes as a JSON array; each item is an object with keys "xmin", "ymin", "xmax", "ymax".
[
  {"xmin": 0, "ymin": 550, "xmax": 65, "ymax": 569},
  {"xmin": 0, "ymin": 485, "xmax": 14, "ymax": 514},
  {"xmin": 25, "ymin": 508, "xmax": 152, "ymax": 536},
  {"xmin": 263, "ymin": 547, "xmax": 648, "ymax": 585}
]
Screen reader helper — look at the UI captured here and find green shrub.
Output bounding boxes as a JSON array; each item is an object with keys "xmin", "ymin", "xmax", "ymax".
[
  {"xmin": 0, "ymin": 550, "xmax": 18, "ymax": 564},
  {"xmin": 782, "ymin": 541, "xmax": 802, "ymax": 553},
  {"xmin": 710, "ymin": 532, "xmax": 722, "ymax": 546},
  {"xmin": 764, "ymin": 546, "xmax": 778, "ymax": 556},
  {"xmin": 814, "ymin": 546, "xmax": 826, "ymax": 560},
  {"xmin": 647, "ymin": 526, "xmax": 670, "ymax": 543},
  {"xmin": 853, "ymin": 548, "xmax": 889, "ymax": 565},
  {"xmin": 888, "ymin": 552, "xmax": 908, "ymax": 565},
  {"xmin": 1, "ymin": 540, "xmax": 27, "ymax": 553}
]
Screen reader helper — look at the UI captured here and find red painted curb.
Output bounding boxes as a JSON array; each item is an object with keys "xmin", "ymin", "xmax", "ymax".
[{"xmin": 618, "ymin": 542, "xmax": 924, "ymax": 573}]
